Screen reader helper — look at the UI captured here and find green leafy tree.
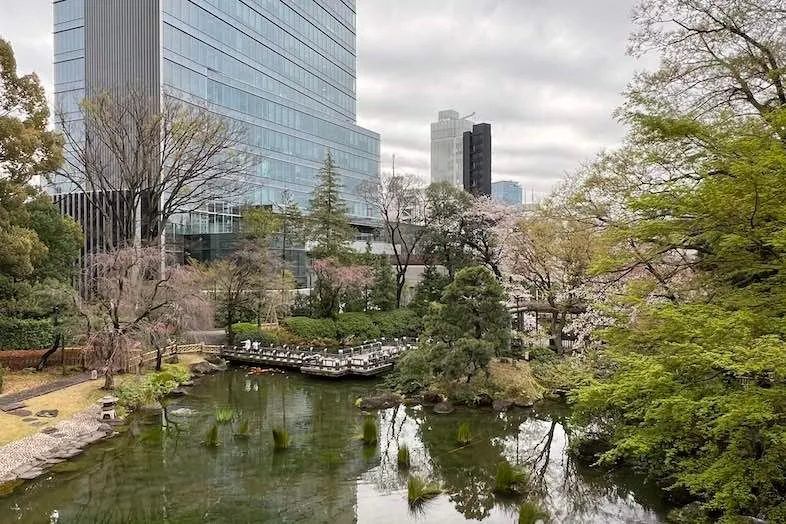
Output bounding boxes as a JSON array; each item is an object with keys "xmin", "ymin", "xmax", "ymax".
[
  {"xmin": 27, "ymin": 193, "xmax": 82, "ymax": 281},
  {"xmin": 425, "ymin": 266, "xmax": 510, "ymax": 383},
  {"xmin": 0, "ymin": 39, "xmax": 63, "ymax": 279},
  {"xmin": 307, "ymin": 152, "xmax": 353, "ymax": 260},
  {"xmin": 422, "ymin": 182, "xmax": 473, "ymax": 279}
]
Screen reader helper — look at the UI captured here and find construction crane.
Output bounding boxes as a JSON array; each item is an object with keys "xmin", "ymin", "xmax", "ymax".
[{"xmin": 459, "ymin": 112, "xmax": 476, "ymax": 120}]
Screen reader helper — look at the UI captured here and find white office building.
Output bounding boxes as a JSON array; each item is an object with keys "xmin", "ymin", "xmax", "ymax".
[{"xmin": 430, "ymin": 109, "xmax": 474, "ymax": 187}]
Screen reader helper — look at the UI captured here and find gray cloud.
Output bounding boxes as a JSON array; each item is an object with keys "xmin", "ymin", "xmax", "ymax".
[{"xmin": 1, "ymin": 0, "xmax": 643, "ymax": 196}]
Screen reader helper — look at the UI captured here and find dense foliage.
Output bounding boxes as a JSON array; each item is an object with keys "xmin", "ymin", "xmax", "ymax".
[{"xmin": 0, "ymin": 317, "xmax": 53, "ymax": 350}]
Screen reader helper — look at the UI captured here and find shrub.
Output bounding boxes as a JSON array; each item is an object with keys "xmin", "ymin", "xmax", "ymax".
[
  {"xmin": 397, "ymin": 444, "xmax": 411, "ymax": 469},
  {"xmin": 231, "ymin": 322, "xmax": 266, "ymax": 344},
  {"xmin": 518, "ymin": 501, "xmax": 549, "ymax": 524},
  {"xmin": 407, "ymin": 475, "xmax": 441, "ymax": 505},
  {"xmin": 215, "ymin": 407, "xmax": 235, "ymax": 424},
  {"xmin": 336, "ymin": 312, "xmax": 380, "ymax": 342},
  {"xmin": 494, "ymin": 461, "xmax": 529, "ymax": 495},
  {"xmin": 0, "ymin": 318, "xmax": 53, "ymax": 350},
  {"xmin": 362, "ymin": 415, "xmax": 378, "ymax": 445},
  {"xmin": 281, "ymin": 317, "xmax": 337, "ymax": 342},
  {"xmin": 371, "ymin": 309, "xmax": 421, "ymax": 338},
  {"xmin": 456, "ymin": 422, "xmax": 472, "ymax": 445},
  {"xmin": 204, "ymin": 424, "xmax": 220, "ymax": 447},
  {"xmin": 116, "ymin": 379, "xmax": 151, "ymax": 411},
  {"xmin": 272, "ymin": 427, "xmax": 289, "ymax": 450},
  {"xmin": 234, "ymin": 419, "xmax": 250, "ymax": 439}
]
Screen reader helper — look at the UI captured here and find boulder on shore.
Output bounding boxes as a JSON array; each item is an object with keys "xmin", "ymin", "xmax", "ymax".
[
  {"xmin": 355, "ymin": 393, "xmax": 402, "ymax": 410},
  {"xmin": 422, "ymin": 391, "xmax": 445, "ymax": 404},
  {"xmin": 190, "ymin": 360, "xmax": 226, "ymax": 375},
  {"xmin": 433, "ymin": 401, "xmax": 455, "ymax": 414},
  {"xmin": 492, "ymin": 399, "xmax": 514, "ymax": 412}
]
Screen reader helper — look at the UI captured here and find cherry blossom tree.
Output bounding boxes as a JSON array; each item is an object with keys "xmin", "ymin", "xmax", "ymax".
[
  {"xmin": 86, "ymin": 247, "xmax": 210, "ymax": 388},
  {"xmin": 312, "ymin": 257, "xmax": 373, "ymax": 318}
]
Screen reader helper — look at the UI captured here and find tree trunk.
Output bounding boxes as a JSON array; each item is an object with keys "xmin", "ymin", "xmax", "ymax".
[
  {"xmin": 155, "ymin": 345, "xmax": 163, "ymax": 372},
  {"xmin": 396, "ymin": 272, "xmax": 406, "ymax": 307},
  {"xmin": 550, "ymin": 312, "xmax": 564, "ymax": 355},
  {"xmin": 103, "ymin": 367, "xmax": 114, "ymax": 390},
  {"xmin": 36, "ymin": 333, "xmax": 61, "ymax": 371}
]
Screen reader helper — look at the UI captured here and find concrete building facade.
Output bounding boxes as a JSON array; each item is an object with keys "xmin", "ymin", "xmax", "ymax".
[
  {"xmin": 430, "ymin": 109, "xmax": 474, "ymax": 187},
  {"xmin": 462, "ymin": 123, "xmax": 491, "ymax": 197}
]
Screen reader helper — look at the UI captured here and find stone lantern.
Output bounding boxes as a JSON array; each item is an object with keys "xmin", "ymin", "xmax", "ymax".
[{"xmin": 99, "ymin": 396, "xmax": 119, "ymax": 420}]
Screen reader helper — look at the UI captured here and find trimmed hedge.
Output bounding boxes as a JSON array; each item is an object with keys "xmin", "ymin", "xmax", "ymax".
[
  {"xmin": 0, "ymin": 318, "xmax": 53, "ymax": 350},
  {"xmin": 281, "ymin": 317, "xmax": 338, "ymax": 341},
  {"xmin": 371, "ymin": 309, "xmax": 421, "ymax": 338},
  {"xmin": 336, "ymin": 312, "xmax": 380, "ymax": 342},
  {"xmin": 231, "ymin": 322, "xmax": 267, "ymax": 343}
]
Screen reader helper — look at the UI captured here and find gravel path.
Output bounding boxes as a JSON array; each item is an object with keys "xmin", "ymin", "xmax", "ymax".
[
  {"xmin": 0, "ymin": 373, "xmax": 92, "ymax": 411},
  {"xmin": 0, "ymin": 406, "xmax": 112, "ymax": 484}
]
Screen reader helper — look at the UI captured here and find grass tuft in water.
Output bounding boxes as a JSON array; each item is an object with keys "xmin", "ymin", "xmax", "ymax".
[
  {"xmin": 407, "ymin": 474, "xmax": 441, "ymax": 505},
  {"xmin": 494, "ymin": 461, "xmax": 529, "ymax": 495},
  {"xmin": 234, "ymin": 419, "xmax": 250, "ymax": 439},
  {"xmin": 397, "ymin": 444, "xmax": 411, "ymax": 469},
  {"xmin": 215, "ymin": 407, "xmax": 235, "ymax": 424},
  {"xmin": 272, "ymin": 427, "xmax": 289, "ymax": 450},
  {"xmin": 204, "ymin": 424, "xmax": 220, "ymax": 447},
  {"xmin": 456, "ymin": 421, "xmax": 472, "ymax": 445},
  {"xmin": 518, "ymin": 501, "xmax": 549, "ymax": 524},
  {"xmin": 362, "ymin": 415, "xmax": 378, "ymax": 445}
]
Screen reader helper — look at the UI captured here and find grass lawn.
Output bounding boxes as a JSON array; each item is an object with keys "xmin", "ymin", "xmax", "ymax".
[
  {"xmin": 0, "ymin": 352, "xmax": 209, "ymax": 446},
  {"xmin": 0, "ymin": 380, "xmax": 109, "ymax": 446},
  {"xmin": 2, "ymin": 369, "xmax": 83, "ymax": 396}
]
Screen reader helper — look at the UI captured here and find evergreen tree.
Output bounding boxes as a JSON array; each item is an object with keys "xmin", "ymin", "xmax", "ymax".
[
  {"xmin": 370, "ymin": 256, "xmax": 396, "ymax": 311},
  {"xmin": 307, "ymin": 152, "xmax": 353, "ymax": 259},
  {"xmin": 409, "ymin": 265, "xmax": 450, "ymax": 316},
  {"xmin": 424, "ymin": 266, "xmax": 509, "ymax": 383}
]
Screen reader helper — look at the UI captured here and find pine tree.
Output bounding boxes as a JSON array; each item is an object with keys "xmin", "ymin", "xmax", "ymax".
[
  {"xmin": 370, "ymin": 256, "xmax": 396, "ymax": 311},
  {"xmin": 307, "ymin": 152, "xmax": 353, "ymax": 260}
]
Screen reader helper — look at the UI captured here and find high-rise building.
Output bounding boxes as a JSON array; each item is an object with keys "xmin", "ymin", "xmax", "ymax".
[
  {"xmin": 430, "ymin": 109, "xmax": 474, "ymax": 187},
  {"xmin": 462, "ymin": 123, "xmax": 491, "ymax": 197},
  {"xmin": 50, "ymin": 0, "xmax": 380, "ymax": 265},
  {"xmin": 492, "ymin": 180, "xmax": 522, "ymax": 206}
]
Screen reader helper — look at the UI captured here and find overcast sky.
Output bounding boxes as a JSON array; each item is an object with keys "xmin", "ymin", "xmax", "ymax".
[{"xmin": 1, "ymin": 0, "xmax": 645, "ymax": 199}]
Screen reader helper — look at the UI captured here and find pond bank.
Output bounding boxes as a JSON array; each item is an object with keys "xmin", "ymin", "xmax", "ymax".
[{"xmin": 0, "ymin": 406, "xmax": 114, "ymax": 489}]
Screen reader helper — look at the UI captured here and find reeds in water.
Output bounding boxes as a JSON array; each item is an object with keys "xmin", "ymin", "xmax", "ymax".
[
  {"xmin": 272, "ymin": 427, "xmax": 289, "ymax": 450},
  {"xmin": 362, "ymin": 415, "xmax": 378, "ymax": 445},
  {"xmin": 494, "ymin": 461, "xmax": 529, "ymax": 495},
  {"xmin": 517, "ymin": 501, "xmax": 549, "ymax": 524},
  {"xmin": 397, "ymin": 444, "xmax": 411, "ymax": 469},
  {"xmin": 234, "ymin": 419, "xmax": 250, "ymax": 439},
  {"xmin": 215, "ymin": 407, "xmax": 235, "ymax": 424},
  {"xmin": 204, "ymin": 424, "xmax": 220, "ymax": 447},
  {"xmin": 456, "ymin": 421, "xmax": 472, "ymax": 445},
  {"xmin": 407, "ymin": 474, "xmax": 441, "ymax": 505}
]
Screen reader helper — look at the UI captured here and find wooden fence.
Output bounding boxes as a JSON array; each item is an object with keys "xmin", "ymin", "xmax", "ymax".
[{"xmin": 0, "ymin": 344, "xmax": 222, "ymax": 372}]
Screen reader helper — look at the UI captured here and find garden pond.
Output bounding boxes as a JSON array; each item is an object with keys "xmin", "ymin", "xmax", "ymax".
[{"xmin": 0, "ymin": 370, "xmax": 673, "ymax": 523}]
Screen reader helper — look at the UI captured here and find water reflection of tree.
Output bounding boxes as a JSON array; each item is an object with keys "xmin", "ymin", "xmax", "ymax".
[{"xmin": 415, "ymin": 408, "xmax": 529, "ymax": 520}]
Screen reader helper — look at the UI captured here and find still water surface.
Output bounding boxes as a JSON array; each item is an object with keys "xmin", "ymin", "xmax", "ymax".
[{"xmin": 1, "ymin": 371, "xmax": 671, "ymax": 523}]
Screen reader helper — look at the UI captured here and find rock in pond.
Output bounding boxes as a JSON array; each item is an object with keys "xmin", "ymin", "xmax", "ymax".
[
  {"xmin": 355, "ymin": 393, "xmax": 402, "ymax": 410},
  {"xmin": 165, "ymin": 388, "xmax": 188, "ymax": 398},
  {"xmin": 492, "ymin": 399, "xmax": 514, "ymax": 411},
  {"xmin": 422, "ymin": 391, "xmax": 445, "ymax": 404},
  {"xmin": 169, "ymin": 408, "xmax": 198, "ymax": 417},
  {"xmin": 433, "ymin": 401, "xmax": 455, "ymax": 414}
]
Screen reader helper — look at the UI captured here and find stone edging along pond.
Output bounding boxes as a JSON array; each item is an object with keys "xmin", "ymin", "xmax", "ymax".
[
  {"xmin": 0, "ymin": 358, "xmax": 228, "ymax": 495},
  {"xmin": 0, "ymin": 406, "xmax": 115, "ymax": 492}
]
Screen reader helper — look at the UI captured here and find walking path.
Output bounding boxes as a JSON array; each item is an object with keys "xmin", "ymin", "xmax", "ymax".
[
  {"xmin": 0, "ymin": 372, "xmax": 91, "ymax": 411},
  {"xmin": 0, "ymin": 406, "xmax": 112, "ymax": 484}
]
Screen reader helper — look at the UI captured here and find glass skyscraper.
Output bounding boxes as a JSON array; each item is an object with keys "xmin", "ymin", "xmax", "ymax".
[
  {"xmin": 491, "ymin": 180, "xmax": 523, "ymax": 206},
  {"xmin": 51, "ymin": 0, "xmax": 380, "ymax": 256}
]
